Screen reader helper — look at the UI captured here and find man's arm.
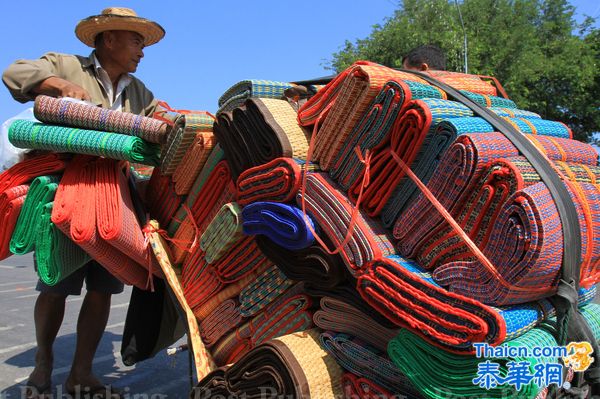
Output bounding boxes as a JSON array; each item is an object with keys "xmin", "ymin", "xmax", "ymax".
[{"xmin": 2, "ymin": 52, "xmax": 90, "ymax": 103}]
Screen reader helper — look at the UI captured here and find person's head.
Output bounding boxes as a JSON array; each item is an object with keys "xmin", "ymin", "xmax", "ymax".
[
  {"xmin": 402, "ymin": 45, "xmax": 446, "ymax": 71},
  {"xmin": 75, "ymin": 7, "xmax": 165, "ymax": 73}
]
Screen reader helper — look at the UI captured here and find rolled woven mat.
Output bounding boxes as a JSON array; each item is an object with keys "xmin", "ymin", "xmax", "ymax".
[
  {"xmin": 199, "ymin": 298, "xmax": 243, "ymax": 347},
  {"xmin": 314, "ymin": 296, "xmax": 400, "ymax": 352},
  {"xmin": 242, "ymin": 201, "xmax": 315, "ymax": 250},
  {"xmin": 170, "ymin": 160, "xmax": 235, "ymax": 265},
  {"xmin": 95, "ymin": 158, "xmax": 161, "ymax": 277},
  {"xmin": 161, "ymin": 113, "xmax": 212, "ymax": 175},
  {"xmin": 238, "ymin": 265, "xmax": 295, "ymax": 317},
  {"xmin": 10, "ymin": 175, "xmax": 60, "ymax": 255},
  {"xmin": 33, "ymin": 95, "xmax": 169, "ymax": 144},
  {"xmin": 379, "ymin": 115, "xmax": 572, "ymax": 228},
  {"xmin": 342, "ymin": 372, "xmax": 395, "ymax": 399},
  {"xmin": 0, "ymin": 152, "xmax": 68, "ymax": 193},
  {"xmin": 194, "ymin": 264, "xmax": 269, "ymax": 320},
  {"xmin": 387, "ymin": 303, "xmax": 600, "ymax": 399},
  {"xmin": 319, "ymin": 331, "xmax": 421, "ymax": 398},
  {"xmin": 35, "ymin": 202, "xmax": 90, "ymax": 285},
  {"xmin": 460, "ymin": 90, "xmax": 517, "ymax": 108},
  {"xmin": 9, "ymin": 120, "xmax": 160, "ymax": 166},
  {"xmin": 190, "ymin": 329, "xmax": 343, "ymax": 399},
  {"xmin": 255, "ymin": 234, "xmax": 347, "ymax": 290},
  {"xmin": 299, "ymin": 173, "xmax": 395, "ymax": 275},
  {"xmin": 181, "ymin": 246, "xmax": 223, "ymax": 311},
  {"xmin": 199, "ymin": 202, "xmax": 243, "ymax": 264},
  {"xmin": 172, "ymin": 132, "xmax": 215, "ymax": 195},
  {"xmin": 211, "ymin": 291, "xmax": 314, "ymax": 366},
  {"xmin": 214, "ymin": 98, "xmax": 310, "ymax": 178},
  {"xmin": 394, "ymin": 132, "xmax": 596, "ymax": 260},
  {"xmin": 329, "ymin": 79, "xmax": 446, "ymax": 189},
  {"xmin": 298, "ymin": 62, "xmax": 427, "ymax": 169},
  {"xmin": 167, "ymin": 144, "xmax": 225, "ymax": 235},
  {"xmin": 217, "ymin": 79, "xmax": 294, "ymax": 115},
  {"xmin": 212, "ymin": 235, "xmax": 270, "ymax": 283},
  {"xmin": 236, "ymin": 157, "xmax": 316, "ymax": 206},
  {"xmin": 0, "ymin": 185, "xmax": 28, "ymax": 260},
  {"xmin": 53, "ymin": 156, "xmax": 149, "ymax": 288},
  {"xmin": 145, "ymin": 169, "xmax": 182, "ymax": 228},
  {"xmin": 427, "ymin": 70, "xmax": 498, "ymax": 95}
]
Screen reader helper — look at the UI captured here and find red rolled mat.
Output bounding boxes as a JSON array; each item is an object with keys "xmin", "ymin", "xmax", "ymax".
[
  {"xmin": 0, "ymin": 185, "xmax": 28, "ymax": 260},
  {"xmin": 200, "ymin": 298, "xmax": 243, "ymax": 347},
  {"xmin": 235, "ymin": 157, "xmax": 302, "ymax": 206},
  {"xmin": 181, "ymin": 246, "xmax": 223, "ymax": 311},
  {"xmin": 0, "ymin": 153, "xmax": 69, "ymax": 193},
  {"xmin": 172, "ymin": 132, "xmax": 216, "ymax": 196},
  {"xmin": 212, "ymin": 236, "xmax": 271, "ymax": 283},
  {"xmin": 342, "ymin": 373, "xmax": 395, "ymax": 399},
  {"xmin": 145, "ymin": 168, "xmax": 182, "ymax": 228}
]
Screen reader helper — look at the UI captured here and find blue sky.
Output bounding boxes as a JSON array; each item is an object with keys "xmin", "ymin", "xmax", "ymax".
[{"xmin": 1, "ymin": 0, "xmax": 598, "ymax": 125}]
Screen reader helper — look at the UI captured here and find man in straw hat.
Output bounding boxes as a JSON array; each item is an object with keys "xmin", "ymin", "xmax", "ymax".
[{"xmin": 2, "ymin": 7, "xmax": 165, "ymax": 399}]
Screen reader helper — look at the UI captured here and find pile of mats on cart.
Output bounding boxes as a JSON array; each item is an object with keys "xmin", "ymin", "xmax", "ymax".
[{"xmin": 2, "ymin": 61, "xmax": 600, "ymax": 399}]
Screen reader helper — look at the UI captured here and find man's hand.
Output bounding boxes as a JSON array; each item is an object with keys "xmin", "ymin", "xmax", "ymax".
[{"xmin": 33, "ymin": 76, "xmax": 91, "ymax": 101}]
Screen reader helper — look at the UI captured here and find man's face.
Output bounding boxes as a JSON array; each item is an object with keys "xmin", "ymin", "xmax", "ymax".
[{"xmin": 105, "ymin": 30, "xmax": 145, "ymax": 74}]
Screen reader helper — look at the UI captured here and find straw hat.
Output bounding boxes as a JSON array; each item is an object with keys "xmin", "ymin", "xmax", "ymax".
[{"xmin": 75, "ymin": 7, "xmax": 165, "ymax": 48}]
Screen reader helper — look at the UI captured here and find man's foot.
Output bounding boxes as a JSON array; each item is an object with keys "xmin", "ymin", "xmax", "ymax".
[
  {"xmin": 65, "ymin": 374, "xmax": 121, "ymax": 399},
  {"xmin": 23, "ymin": 379, "xmax": 52, "ymax": 399},
  {"xmin": 26, "ymin": 357, "xmax": 53, "ymax": 399}
]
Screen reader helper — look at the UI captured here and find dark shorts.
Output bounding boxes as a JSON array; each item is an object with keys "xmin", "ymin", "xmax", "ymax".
[{"xmin": 35, "ymin": 259, "xmax": 125, "ymax": 296}]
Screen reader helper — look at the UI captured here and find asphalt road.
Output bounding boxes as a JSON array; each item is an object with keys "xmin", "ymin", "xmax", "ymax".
[{"xmin": 0, "ymin": 253, "xmax": 192, "ymax": 398}]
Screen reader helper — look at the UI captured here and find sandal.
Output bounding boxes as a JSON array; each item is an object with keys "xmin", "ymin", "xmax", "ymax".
[
  {"xmin": 67, "ymin": 384, "xmax": 122, "ymax": 399},
  {"xmin": 24, "ymin": 380, "xmax": 52, "ymax": 398}
]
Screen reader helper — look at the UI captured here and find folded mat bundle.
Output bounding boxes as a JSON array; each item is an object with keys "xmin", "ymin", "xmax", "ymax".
[
  {"xmin": 33, "ymin": 95, "xmax": 169, "ymax": 144},
  {"xmin": 379, "ymin": 114, "xmax": 570, "ymax": 228},
  {"xmin": 0, "ymin": 185, "xmax": 28, "ymax": 260},
  {"xmin": 10, "ymin": 175, "xmax": 61, "ymax": 255},
  {"xmin": 167, "ymin": 144, "xmax": 225, "ymax": 235},
  {"xmin": 95, "ymin": 158, "xmax": 160, "ymax": 276},
  {"xmin": 181, "ymin": 247, "xmax": 223, "ymax": 312},
  {"xmin": 0, "ymin": 152, "xmax": 69, "ymax": 193},
  {"xmin": 236, "ymin": 157, "xmax": 318, "ymax": 206},
  {"xmin": 298, "ymin": 173, "xmax": 395, "ymax": 275},
  {"xmin": 328, "ymin": 79, "xmax": 447, "ymax": 189},
  {"xmin": 357, "ymin": 255, "xmax": 596, "ymax": 353},
  {"xmin": 255, "ymin": 233, "xmax": 347, "ymax": 290},
  {"xmin": 242, "ymin": 201, "xmax": 316, "ymax": 250},
  {"xmin": 387, "ymin": 303, "xmax": 600, "ymax": 399},
  {"xmin": 395, "ymin": 132, "xmax": 593, "ymax": 260},
  {"xmin": 217, "ymin": 79, "xmax": 294, "ymax": 115},
  {"xmin": 161, "ymin": 113, "xmax": 212, "ymax": 175},
  {"xmin": 211, "ymin": 290, "xmax": 314, "ymax": 366},
  {"xmin": 52, "ymin": 155, "xmax": 148, "ymax": 288},
  {"xmin": 427, "ymin": 70, "xmax": 498, "ymax": 95},
  {"xmin": 170, "ymin": 160, "xmax": 235, "ymax": 264},
  {"xmin": 342, "ymin": 372, "xmax": 395, "ymax": 399},
  {"xmin": 35, "ymin": 202, "xmax": 90, "ymax": 285},
  {"xmin": 9, "ymin": 120, "xmax": 160, "ymax": 166},
  {"xmin": 172, "ymin": 132, "xmax": 215, "ymax": 195},
  {"xmin": 238, "ymin": 264, "xmax": 295, "ymax": 317},
  {"xmin": 199, "ymin": 202, "xmax": 243, "ymax": 264},
  {"xmin": 190, "ymin": 329, "xmax": 343, "ymax": 399},
  {"xmin": 199, "ymin": 298, "xmax": 243, "ymax": 347},
  {"xmin": 145, "ymin": 168, "xmax": 182, "ymax": 228},
  {"xmin": 213, "ymin": 98, "xmax": 310, "ymax": 178},
  {"xmin": 212, "ymin": 235, "xmax": 271, "ymax": 283},
  {"xmin": 319, "ymin": 331, "xmax": 421, "ymax": 398},
  {"xmin": 313, "ymin": 296, "xmax": 400, "ymax": 352}
]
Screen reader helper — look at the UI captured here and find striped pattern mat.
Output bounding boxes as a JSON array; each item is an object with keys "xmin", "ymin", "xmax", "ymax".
[
  {"xmin": 199, "ymin": 298, "xmax": 243, "ymax": 347},
  {"xmin": 200, "ymin": 202, "xmax": 243, "ymax": 264},
  {"xmin": 172, "ymin": 132, "xmax": 215, "ymax": 195},
  {"xmin": 217, "ymin": 79, "xmax": 294, "ymax": 115},
  {"xmin": 238, "ymin": 265, "xmax": 294, "ymax": 317},
  {"xmin": 212, "ymin": 235, "xmax": 271, "ymax": 283},
  {"xmin": 145, "ymin": 169, "xmax": 182, "ymax": 228},
  {"xmin": 342, "ymin": 373, "xmax": 395, "ymax": 399},
  {"xmin": 161, "ymin": 113, "xmax": 213, "ymax": 175}
]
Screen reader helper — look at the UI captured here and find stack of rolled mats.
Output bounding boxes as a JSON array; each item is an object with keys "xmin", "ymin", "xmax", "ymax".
[
  {"xmin": 216, "ymin": 79, "xmax": 294, "ymax": 115},
  {"xmin": 8, "ymin": 95, "xmax": 163, "ymax": 165}
]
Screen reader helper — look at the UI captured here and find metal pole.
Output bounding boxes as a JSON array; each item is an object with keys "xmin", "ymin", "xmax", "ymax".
[{"xmin": 454, "ymin": 0, "xmax": 468, "ymax": 73}]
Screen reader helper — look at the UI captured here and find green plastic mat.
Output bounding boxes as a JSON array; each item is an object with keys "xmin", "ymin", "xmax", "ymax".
[
  {"xmin": 9, "ymin": 120, "xmax": 160, "ymax": 166},
  {"xmin": 10, "ymin": 175, "xmax": 61, "ymax": 255}
]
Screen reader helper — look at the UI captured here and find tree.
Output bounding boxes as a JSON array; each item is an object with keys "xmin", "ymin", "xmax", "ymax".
[{"xmin": 329, "ymin": 0, "xmax": 599, "ymax": 142}]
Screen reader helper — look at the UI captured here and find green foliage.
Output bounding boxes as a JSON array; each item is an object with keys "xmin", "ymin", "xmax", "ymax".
[{"xmin": 329, "ymin": 0, "xmax": 599, "ymax": 142}]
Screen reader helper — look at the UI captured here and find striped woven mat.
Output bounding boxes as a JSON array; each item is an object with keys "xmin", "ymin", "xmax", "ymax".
[
  {"xmin": 313, "ymin": 296, "xmax": 400, "ymax": 352},
  {"xmin": 0, "ymin": 153, "xmax": 69, "ymax": 193},
  {"xmin": 212, "ymin": 291, "xmax": 313, "ymax": 366},
  {"xmin": 217, "ymin": 79, "xmax": 294, "ymax": 115},
  {"xmin": 427, "ymin": 70, "xmax": 498, "ymax": 96},
  {"xmin": 9, "ymin": 120, "xmax": 160, "ymax": 166},
  {"xmin": 145, "ymin": 168, "xmax": 182, "ymax": 228},
  {"xmin": 255, "ymin": 234, "xmax": 347, "ymax": 290},
  {"xmin": 242, "ymin": 201, "xmax": 315, "ymax": 250},
  {"xmin": 10, "ymin": 175, "xmax": 61, "ymax": 255},
  {"xmin": 214, "ymin": 98, "xmax": 310, "ymax": 178},
  {"xmin": 236, "ymin": 157, "xmax": 318, "ymax": 206},
  {"xmin": 171, "ymin": 132, "xmax": 215, "ymax": 195},
  {"xmin": 33, "ymin": 95, "xmax": 169, "ymax": 144},
  {"xmin": 387, "ymin": 303, "xmax": 600, "ymax": 399},
  {"xmin": 200, "ymin": 202, "xmax": 243, "ymax": 264},
  {"xmin": 238, "ymin": 265, "xmax": 295, "ymax": 317},
  {"xmin": 199, "ymin": 298, "xmax": 243, "ymax": 347},
  {"xmin": 191, "ymin": 329, "xmax": 343, "ymax": 399},
  {"xmin": 342, "ymin": 373, "xmax": 395, "ymax": 399},
  {"xmin": 212, "ymin": 235, "xmax": 271, "ymax": 283},
  {"xmin": 35, "ymin": 202, "xmax": 90, "ymax": 285},
  {"xmin": 0, "ymin": 185, "xmax": 28, "ymax": 260},
  {"xmin": 299, "ymin": 173, "xmax": 395, "ymax": 275},
  {"xmin": 181, "ymin": 247, "xmax": 223, "ymax": 311},
  {"xmin": 161, "ymin": 113, "xmax": 213, "ymax": 175},
  {"xmin": 319, "ymin": 331, "xmax": 421, "ymax": 398}
]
